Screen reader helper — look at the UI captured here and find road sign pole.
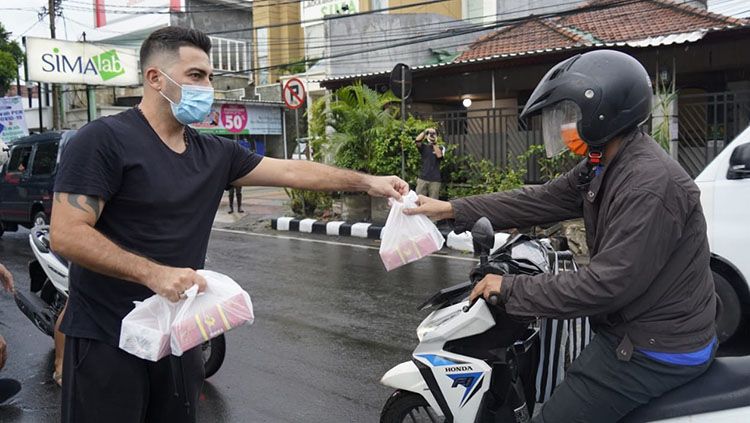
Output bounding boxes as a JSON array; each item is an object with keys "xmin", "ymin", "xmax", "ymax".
[
  {"xmin": 295, "ymin": 108, "xmax": 300, "ymax": 149},
  {"xmin": 282, "ymin": 108, "xmax": 288, "ymax": 159},
  {"xmin": 400, "ymin": 66, "xmax": 406, "ymax": 180}
]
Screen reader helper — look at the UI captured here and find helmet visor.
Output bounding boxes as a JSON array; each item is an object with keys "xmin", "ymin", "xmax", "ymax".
[{"xmin": 541, "ymin": 100, "xmax": 583, "ymax": 157}]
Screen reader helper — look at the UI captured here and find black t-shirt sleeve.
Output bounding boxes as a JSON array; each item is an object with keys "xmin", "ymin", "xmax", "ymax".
[
  {"xmin": 54, "ymin": 120, "xmax": 124, "ymax": 201},
  {"xmin": 222, "ymin": 137, "xmax": 263, "ymax": 184}
]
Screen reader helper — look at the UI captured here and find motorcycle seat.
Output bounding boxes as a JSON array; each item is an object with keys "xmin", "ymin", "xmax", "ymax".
[{"xmin": 622, "ymin": 356, "xmax": 750, "ymax": 422}]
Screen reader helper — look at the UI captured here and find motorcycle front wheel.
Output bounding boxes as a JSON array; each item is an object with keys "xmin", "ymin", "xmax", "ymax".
[
  {"xmin": 202, "ymin": 334, "xmax": 226, "ymax": 378},
  {"xmin": 380, "ymin": 390, "xmax": 444, "ymax": 423}
]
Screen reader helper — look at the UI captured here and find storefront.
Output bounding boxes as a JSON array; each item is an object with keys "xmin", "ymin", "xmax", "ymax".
[{"xmin": 190, "ymin": 100, "xmax": 285, "ymax": 157}]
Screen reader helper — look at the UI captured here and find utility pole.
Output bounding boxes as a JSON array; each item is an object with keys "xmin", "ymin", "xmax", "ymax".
[{"xmin": 47, "ymin": 0, "xmax": 61, "ymax": 130}]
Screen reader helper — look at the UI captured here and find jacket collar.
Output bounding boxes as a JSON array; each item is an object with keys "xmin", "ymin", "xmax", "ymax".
[{"xmin": 585, "ymin": 128, "xmax": 641, "ymax": 203}]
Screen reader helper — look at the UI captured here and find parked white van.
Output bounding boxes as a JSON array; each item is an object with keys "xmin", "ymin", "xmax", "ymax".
[{"xmin": 696, "ymin": 125, "xmax": 750, "ymax": 343}]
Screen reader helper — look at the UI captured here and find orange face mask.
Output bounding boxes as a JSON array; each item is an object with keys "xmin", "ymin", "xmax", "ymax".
[{"xmin": 561, "ymin": 123, "xmax": 588, "ymax": 156}]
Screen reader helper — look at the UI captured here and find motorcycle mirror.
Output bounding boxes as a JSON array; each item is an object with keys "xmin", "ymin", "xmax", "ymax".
[{"xmin": 471, "ymin": 217, "xmax": 494, "ymax": 256}]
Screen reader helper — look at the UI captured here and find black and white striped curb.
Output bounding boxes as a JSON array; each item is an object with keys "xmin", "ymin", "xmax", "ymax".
[
  {"xmin": 271, "ymin": 217, "xmax": 385, "ymax": 239},
  {"xmin": 270, "ymin": 217, "xmax": 508, "ymax": 252}
]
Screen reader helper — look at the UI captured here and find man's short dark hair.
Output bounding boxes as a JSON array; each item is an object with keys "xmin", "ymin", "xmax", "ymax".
[{"xmin": 140, "ymin": 27, "xmax": 211, "ymax": 72}]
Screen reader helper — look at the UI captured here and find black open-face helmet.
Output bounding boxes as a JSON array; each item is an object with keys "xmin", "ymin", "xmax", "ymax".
[{"xmin": 520, "ymin": 50, "xmax": 652, "ymax": 157}]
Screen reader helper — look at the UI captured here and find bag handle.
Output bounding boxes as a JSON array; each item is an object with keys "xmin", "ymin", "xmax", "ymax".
[{"xmin": 171, "ymin": 285, "xmax": 200, "ymax": 328}]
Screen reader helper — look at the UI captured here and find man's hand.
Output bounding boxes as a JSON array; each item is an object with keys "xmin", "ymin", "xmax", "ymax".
[
  {"xmin": 403, "ymin": 195, "xmax": 454, "ymax": 220},
  {"xmin": 0, "ymin": 335, "xmax": 7, "ymax": 371},
  {"xmin": 366, "ymin": 175, "xmax": 409, "ymax": 200},
  {"xmin": 0, "ymin": 263, "xmax": 14, "ymax": 293},
  {"xmin": 144, "ymin": 266, "xmax": 207, "ymax": 302},
  {"xmin": 469, "ymin": 274, "xmax": 503, "ymax": 303}
]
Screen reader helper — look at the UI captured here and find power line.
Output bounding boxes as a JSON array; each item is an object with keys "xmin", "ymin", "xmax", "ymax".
[
  {"xmin": 214, "ymin": 0, "xmax": 661, "ymax": 75},
  {"xmin": 73, "ymin": 0, "xmax": 454, "ymax": 41},
  {"xmin": 61, "ymin": 0, "xmax": 308, "ymax": 11}
]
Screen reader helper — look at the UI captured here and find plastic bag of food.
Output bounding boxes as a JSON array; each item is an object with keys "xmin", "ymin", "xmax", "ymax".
[
  {"xmin": 119, "ymin": 270, "xmax": 254, "ymax": 361},
  {"xmin": 379, "ymin": 191, "xmax": 445, "ymax": 271}
]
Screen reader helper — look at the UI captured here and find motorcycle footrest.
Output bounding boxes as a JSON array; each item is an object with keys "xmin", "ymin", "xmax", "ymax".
[{"xmin": 14, "ymin": 290, "xmax": 56, "ymax": 337}]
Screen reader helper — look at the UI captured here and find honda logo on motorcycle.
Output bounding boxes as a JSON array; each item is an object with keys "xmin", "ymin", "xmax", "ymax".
[{"xmin": 445, "ymin": 365, "xmax": 473, "ymax": 372}]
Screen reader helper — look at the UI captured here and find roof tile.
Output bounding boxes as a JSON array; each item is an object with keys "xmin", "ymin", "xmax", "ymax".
[{"xmin": 457, "ymin": 0, "xmax": 747, "ymax": 62}]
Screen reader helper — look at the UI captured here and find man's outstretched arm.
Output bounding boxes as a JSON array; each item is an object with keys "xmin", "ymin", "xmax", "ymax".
[{"xmin": 232, "ymin": 157, "xmax": 409, "ymax": 199}]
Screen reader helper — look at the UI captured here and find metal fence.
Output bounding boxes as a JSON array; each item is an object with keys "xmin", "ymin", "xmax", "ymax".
[
  {"xmin": 420, "ymin": 91, "xmax": 750, "ymax": 181},
  {"xmin": 415, "ymin": 108, "xmax": 545, "ymax": 183},
  {"xmin": 678, "ymin": 90, "xmax": 750, "ymax": 177}
]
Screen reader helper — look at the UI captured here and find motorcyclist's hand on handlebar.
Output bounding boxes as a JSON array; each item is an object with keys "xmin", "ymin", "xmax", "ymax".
[
  {"xmin": 145, "ymin": 266, "xmax": 207, "ymax": 302},
  {"xmin": 403, "ymin": 195, "xmax": 454, "ymax": 221},
  {"xmin": 0, "ymin": 263, "xmax": 14, "ymax": 293},
  {"xmin": 469, "ymin": 274, "xmax": 503, "ymax": 305}
]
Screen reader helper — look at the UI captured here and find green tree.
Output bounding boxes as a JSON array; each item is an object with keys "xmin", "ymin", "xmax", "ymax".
[
  {"xmin": 309, "ymin": 83, "xmax": 398, "ymax": 174},
  {"xmin": 0, "ymin": 23, "xmax": 23, "ymax": 96}
]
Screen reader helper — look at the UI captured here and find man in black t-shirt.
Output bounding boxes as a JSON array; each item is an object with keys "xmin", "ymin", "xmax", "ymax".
[
  {"xmin": 50, "ymin": 27, "xmax": 408, "ymax": 423},
  {"xmin": 415, "ymin": 128, "xmax": 445, "ymax": 199}
]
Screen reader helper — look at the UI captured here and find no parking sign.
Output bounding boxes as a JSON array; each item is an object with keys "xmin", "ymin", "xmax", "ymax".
[{"xmin": 283, "ymin": 78, "xmax": 306, "ymax": 110}]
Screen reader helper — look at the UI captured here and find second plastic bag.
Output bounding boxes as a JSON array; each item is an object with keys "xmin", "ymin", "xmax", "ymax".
[
  {"xmin": 170, "ymin": 270, "xmax": 254, "ymax": 356},
  {"xmin": 379, "ymin": 191, "xmax": 445, "ymax": 271},
  {"xmin": 119, "ymin": 269, "xmax": 254, "ymax": 361}
]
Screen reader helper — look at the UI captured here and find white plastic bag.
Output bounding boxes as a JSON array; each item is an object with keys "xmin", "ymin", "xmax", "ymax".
[
  {"xmin": 119, "ymin": 292, "xmax": 175, "ymax": 361},
  {"xmin": 379, "ymin": 191, "xmax": 445, "ymax": 271},
  {"xmin": 170, "ymin": 270, "xmax": 254, "ymax": 356},
  {"xmin": 119, "ymin": 270, "xmax": 254, "ymax": 361}
]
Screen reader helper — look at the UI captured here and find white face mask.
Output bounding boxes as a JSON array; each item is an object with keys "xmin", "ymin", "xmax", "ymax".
[{"xmin": 159, "ymin": 70, "xmax": 214, "ymax": 125}]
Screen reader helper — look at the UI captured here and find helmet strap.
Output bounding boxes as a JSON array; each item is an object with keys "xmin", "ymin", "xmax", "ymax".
[{"xmin": 576, "ymin": 145, "xmax": 604, "ymax": 190}]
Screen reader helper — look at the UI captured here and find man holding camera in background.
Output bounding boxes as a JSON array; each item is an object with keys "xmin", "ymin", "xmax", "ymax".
[{"xmin": 415, "ymin": 128, "xmax": 445, "ymax": 199}]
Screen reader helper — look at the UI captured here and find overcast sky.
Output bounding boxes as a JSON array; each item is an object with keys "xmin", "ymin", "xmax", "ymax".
[
  {"xmin": 2, "ymin": 0, "xmax": 98, "ymax": 44},
  {"xmin": 1, "ymin": 0, "xmax": 747, "ymax": 48}
]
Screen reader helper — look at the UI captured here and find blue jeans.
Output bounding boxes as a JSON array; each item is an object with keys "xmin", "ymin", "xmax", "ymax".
[{"xmin": 533, "ymin": 332, "xmax": 715, "ymax": 423}]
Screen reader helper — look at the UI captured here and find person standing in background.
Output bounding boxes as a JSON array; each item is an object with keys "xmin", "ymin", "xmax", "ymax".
[{"xmin": 414, "ymin": 128, "xmax": 445, "ymax": 199}]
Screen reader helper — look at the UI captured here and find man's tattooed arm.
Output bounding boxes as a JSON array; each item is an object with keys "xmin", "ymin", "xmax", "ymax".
[{"xmin": 53, "ymin": 193, "xmax": 103, "ymax": 220}]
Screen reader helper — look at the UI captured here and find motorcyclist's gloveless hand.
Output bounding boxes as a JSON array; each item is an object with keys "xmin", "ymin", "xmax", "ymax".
[
  {"xmin": 145, "ymin": 266, "xmax": 207, "ymax": 302},
  {"xmin": 403, "ymin": 195, "xmax": 454, "ymax": 221},
  {"xmin": 470, "ymin": 274, "xmax": 503, "ymax": 303},
  {"xmin": 0, "ymin": 263, "xmax": 14, "ymax": 293}
]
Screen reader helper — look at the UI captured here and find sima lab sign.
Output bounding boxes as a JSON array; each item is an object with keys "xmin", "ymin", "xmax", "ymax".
[{"xmin": 25, "ymin": 37, "xmax": 139, "ymax": 86}]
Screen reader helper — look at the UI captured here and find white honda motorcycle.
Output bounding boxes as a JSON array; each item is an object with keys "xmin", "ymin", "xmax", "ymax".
[
  {"xmin": 14, "ymin": 225, "xmax": 227, "ymax": 377},
  {"xmin": 380, "ymin": 218, "xmax": 750, "ymax": 423}
]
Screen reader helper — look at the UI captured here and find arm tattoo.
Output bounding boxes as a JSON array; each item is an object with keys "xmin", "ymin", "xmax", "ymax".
[{"xmin": 55, "ymin": 193, "xmax": 102, "ymax": 219}]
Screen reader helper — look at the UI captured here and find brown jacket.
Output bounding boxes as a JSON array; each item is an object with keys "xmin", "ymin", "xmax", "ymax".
[{"xmin": 451, "ymin": 129, "xmax": 716, "ymax": 360}]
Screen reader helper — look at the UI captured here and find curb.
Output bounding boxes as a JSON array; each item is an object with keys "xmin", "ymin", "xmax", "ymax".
[
  {"xmin": 271, "ymin": 217, "xmax": 385, "ymax": 239},
  {"xmin": 271, "ymin": 217, "xmax": 486, "ymax": 252}
]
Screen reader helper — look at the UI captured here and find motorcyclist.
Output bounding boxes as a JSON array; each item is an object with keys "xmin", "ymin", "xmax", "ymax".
[{"xmin": 406, "ymin": 49, "xmax": 717, "ymax": 422}]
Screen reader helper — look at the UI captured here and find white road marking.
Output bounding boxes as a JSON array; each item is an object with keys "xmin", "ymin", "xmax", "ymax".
[{"xmin": 211, "ymin": 227, "xmax": 477, "ymax": 262}]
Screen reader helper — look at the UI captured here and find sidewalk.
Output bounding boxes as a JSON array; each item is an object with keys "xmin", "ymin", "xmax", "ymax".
[{"xmin": 212, "ymin": 186, "xmax": 289, "ymax": 231}]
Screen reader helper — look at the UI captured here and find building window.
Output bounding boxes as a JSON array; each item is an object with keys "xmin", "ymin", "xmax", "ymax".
[
  {"xmin": 209, "ymin": 36, "xmax": 249, "ymax": 74},
  {"xmin": 371, "ymin": 0, "xmax": 387, "ymax": 10},
  {"xmin": 466, "ymin": 0, "xmax": 484, "ymax": 23},
  {"xmin": 256, "ymin": 28, "xmax": 269, "ymax": 85}
]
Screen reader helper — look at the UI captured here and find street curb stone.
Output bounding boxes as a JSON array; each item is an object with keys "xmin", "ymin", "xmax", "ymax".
[{"xmin": 271, "ymin": 217, "xmax": 464, "ymax": 247}]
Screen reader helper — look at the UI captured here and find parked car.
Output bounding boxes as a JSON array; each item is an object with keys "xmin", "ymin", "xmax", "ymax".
[
  {"xmin": 0, "ymin": 131, "xmax": 75, "ymax": 237},
  {"xmin": 696, "ymin": 124, "xmax": 750, "ymax": 343}
]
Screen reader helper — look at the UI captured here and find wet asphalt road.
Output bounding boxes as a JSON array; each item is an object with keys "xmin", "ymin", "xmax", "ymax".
[{"xmin": 0, "ymin": 227, "xmax": 477, "ymax": 422}]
